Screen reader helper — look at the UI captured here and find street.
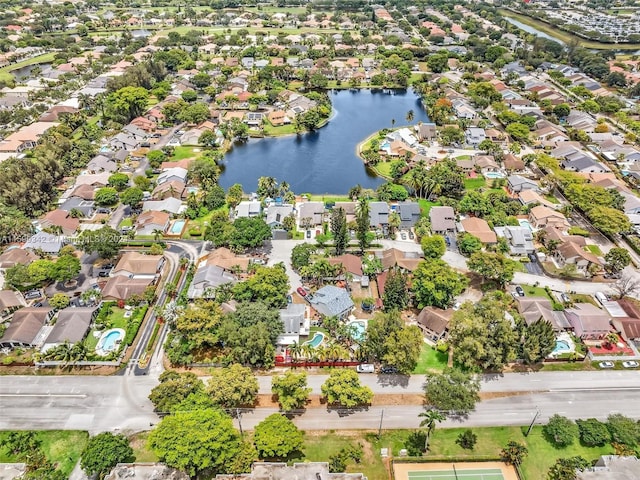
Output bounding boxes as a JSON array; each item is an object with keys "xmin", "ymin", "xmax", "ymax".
[{"xmin": 3, "ymin": 371, "xmax": 640, "ymax": 433}]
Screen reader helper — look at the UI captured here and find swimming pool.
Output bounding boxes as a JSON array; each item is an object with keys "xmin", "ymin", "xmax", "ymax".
[
  {"xmin": 95, "ymin": 328, "xmax": 125, "ymax": 356},
  {"xmin": 169, "ymin": 219, "xmax": 186, "ymax": 235},
  {"xmin": 484, "ymin": 172, "xmax": 505, "ymax": 179},
  {"xmin": 303, "ymin": 332, "xmax": 325, "ymax": 348},
  {"xmin": 347, "ymin": 320, "xmax": 367, "ymax": 342},
  {"xmin": 553, "ymin": 340, "xmax": 571, "ymax": 354},
  {"xmin": 518, "ymin": 219, "xmax": 533, "ymax": 231}
]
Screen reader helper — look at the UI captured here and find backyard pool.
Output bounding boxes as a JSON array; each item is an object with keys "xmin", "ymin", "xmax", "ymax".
[
  {"xmin": 518, "ymin": 219, "xmax": 533, "ymax": 231},
  {"xmin": 169, "ymin": 219, "xmax": 187, "ymax": 235},
  {"xmin": 303, "ymin": 332, "xmax": 325, "ymax": 348},
  {"xmin": 95, "ymin": 328, "xmax": 125, "ymax": 356},
  {"xmin": 550, "ymin": 333, "xmax": 576, "ymax": 357},
  {"xmin": 484, "ymin": 172, "xmax": 505, "ymax": 179},
  {"xmin": 347, "ymin": 320, "xmax": 367, "ymax": 342},
  {"xmin": 553, "ymin": 340, "xmax": 571, "ymax": 353}
]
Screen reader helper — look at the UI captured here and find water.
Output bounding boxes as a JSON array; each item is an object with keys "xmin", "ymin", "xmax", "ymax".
[
  {"xmin": 218, "ymin": 89, "xmax": 430, "ymax": 194},
  {"xmin": 503, "ymin": 17, "xmax": 566, "ymax": 45},
  {"xmin": 100, "ymin": 330, "xmax": 123, "ymax": 352},
  {"xmin": 304, "ymin": 332, "xmax": 325, "ymax": 348},
  {"xmin": 553, "ymin": 340, "xmax": 571, "ymax": 354},
  {"xmin": 347, "ymin": 320, "xmax": 366, "ymax": 341},
  {"xmin": 9, "ymin": 62, "xmax": 52, "ymax": 80},
  {"xmin": 484, "ymin": 172, "xmax": 505, "ymax": 179},
  {"xmin": 518, "ymin": 219, "xmax": 533, "ymax": 231},
  {"xmin": 170, "ymin": 219, "xmax": 186, "ymax": 234}
]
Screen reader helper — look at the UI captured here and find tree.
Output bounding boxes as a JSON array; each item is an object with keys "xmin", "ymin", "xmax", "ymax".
[
  {"xmin": 588, "ymin": 206, "xmax": 631, "ymax": 236},
  {"xmin": 49, "ymin": 293, "xmax": 70, "ymax": 310},
  {"xmin": 253, "ymin": 414, "xmax": 303, "ymax": 460},
  {"xmin": 610, "ymin": 273, "xmax": 640, "ymax": 298},
  {"xmin": 321, "ymin": 369, "xmax": 373, "ymax": 407},
  {"xmin": 107, "ymin": 173, "xmax": 130, "ymax": 191},
  {"xmin": 547, "ymin": 456, "xmax": 589, "ymax": 480},
  {"xmin": 457, "ymin": 233, "xmax": 482, "ymax": 256},
  {"xmin": 456, "ymin": 430, "xmax": 477, "ymax": 450},
  {"xmin": 53, "ymin": 254, "xmax": 81, "ymax": 283},
  {"xmin": 149, "ymin": 371, "xmax": 207, "ymax": 413},
  {"xmin": 406, "ymin": 109, "xmax": 415, "ymax": 123},
  {"xmin": 81, "ymin": 432, "xmax": 134, "ymax": 479},
  {"xmin": 94, "ymin": 187, "xmax": 119, "ymax": 206},
  {"xmin": 355, "ymin": 198, "xmax": 370, "ymax": 253},
  {"xmin": 362, "ymin": 311, "xmax": 402, "ymax": 361},
  {"xmin": 272, "ymin": 371, "xmax": 311, "ymax": 411},
  {"xmin": 424, "ymin": 369, "xmax": 480, "ymax": 415},
  {"xmin": 78, "ymin": 226, "xmax": 121, "ymax": 258},
  {"xmin": 107, "ymin": 86, "xmax": 149, "ymax": 123},
  {"xmin": 148, "ymin": 409, "xmax": 242, "ymax": 477},
  {"xmin": 421, "ymin": 235, "xmax": 445, "ymax": 259},
  {"xmin": 382, "ymin": 326, "xmax": 423, "ymax": 374},
  {"xmin": 522, "ymin": 320, "xmax": 556, "ymax": 364},
  {"xmin": 419, "ymin": 408, "xmax": 445, "ymax": 451},
  {"xmin": 467, "ymin": 251, "xmax": 517, "ymax": 286},
  {"xmin": 230, "ymin": 217, "xmax": 272, "ymax": 251},
  {"xmin": 146, "ymin": 150, "xmax": 166, "ymax": 169},
  {"xmin": 232, "ymin": 264, "xmax": 290, "ymax": 308},
  {"xmin": 604, "ymin": 248, "xmax": 631, "ymax": 276},
  {"xmin": 330, "ymin": 207, "xmax": 348, "ymax": 256},
  {"xmin": 226, "ymin": 184, "xmax": 244, "ymax": 209},
  {"xmin": 207, "ymin": 364, "xmax": 258, "ymax": 408},
  {"xmin": 544, "ymin": 414, "xmax": 578, "ymax": 447},
  {"xmin": 606, "ymin": 413, "xmax": 640, "ymax": 447},
  {"xmin": 291, "ymin": 243, "xmax": 317, "ymax": 271},
  {"xmin": 412, "ymin": 259, "xmax": 468, "ymax": 309},
  {"xmin": 120, "ymin": 187, "xmax": 144, "ymax": 207},
  {"xmin": 505, "ymin": 123, "xmax": 530, "ymax": 143},
  {"xmin": 199, "ymin": 130, "xmax": 218, "ymax": 148},
  {"xmin": 553, "ymin": 103, "xmax": 571, "ymax": 118},
  {"xmin": 576, "ymin": 418, "xmax": 610, "ymax": 447},
  {"xmin": 382, "ymin": 269, "xmax": 409, "ymax": 311},
  {"xmin": 501, "ymin": 441, "xmax": 528, "ymax": 466}
]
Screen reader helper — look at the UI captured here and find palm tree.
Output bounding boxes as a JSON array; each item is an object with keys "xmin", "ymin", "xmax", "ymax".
[
  {"xmin": 289, "ymin": 341, "xmax": 302, "ymax": 363},
  {"xmin": 419, "ymin": 409, "xmax": 446, "ymax": 452},
  {"xmin": 406, "ymin": 109, "xmax": 414, "ymax": 123},
  {"xmin": 152, "ymin": 229, "xmax": 164, "ymax": 241}
]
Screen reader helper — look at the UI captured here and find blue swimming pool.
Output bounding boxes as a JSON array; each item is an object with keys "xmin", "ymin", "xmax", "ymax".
[
  {"xmin": 553, "ymin": 340, "xmax": 571, "ymax": 354},
  {"xmin": 347, "ymin": 320, "xmax": 366, "ymax": 342},
  {"xmin": 484, "ymin": 172, "xmax": 505, "ymax": 179},
  {"xmin": 519, "ymin": 219, "xmax": 533, "ymax": 231},
  {"xmin": 170, "ymin": 220, "xmax": 186, "ymax": 234},
  {"xmin": 304, "ymin": 332, "xmax": 325, "ymax": 348}
]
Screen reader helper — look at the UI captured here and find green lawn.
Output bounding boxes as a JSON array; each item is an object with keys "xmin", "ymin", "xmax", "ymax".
[
  {"xmin": 307, "ymin": 195, "xmax": 351, "ymax": 203},
  {"xmin": 263, "ymin": 123, "xmax": 298, "ymax": 136},
  {"xmin": 413, "ymin": 343, "xmax": 448, "ymax": 374},
  {"xmin": 170, "ymin": 146, "xmax": 201, "ymax": 161},
  {"xmin": 373, "ymin": 161, "xmax": 393, "ymax": 178},
  {"xmin": 130, "ymin": 432, "xmax": 159, "ymax": 463},
  {"xmin": 0, "ymin": 430, "xmax": 88, "ymax": 477},
  {"xmin": 118, "ymin": 218, "xmax": 133, "ymax": 228},
  {"xmin": 464, "ymin": 177, "xmax": 486, "ymax": 190},
  {"xmin": 417, "ymin": 199, "xmax": 441, "ymax": 217},
  {"xmin": 0, "ymin": 52, "xmax": 57, "ymax": 82},
  {"xmin": 522, "ymin": 285, "xmax": 553, "ymax": 300},
  {"xmin": 544, "ymin": 193, "xmax": 559, "ymax": 204},
  {"xmin": 585, "ymin": 244, "xmax": 603, "ymax": 256}
]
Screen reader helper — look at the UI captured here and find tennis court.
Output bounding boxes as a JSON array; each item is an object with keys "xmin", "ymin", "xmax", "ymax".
[{"xmin": 394, "ymin": 462, "xmax": 519, "ymax": 480}]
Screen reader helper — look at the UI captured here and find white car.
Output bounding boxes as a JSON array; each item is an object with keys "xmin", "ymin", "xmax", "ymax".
[
  {"xmin": 623, "ymin": 361, "xmax": 639, "ymax": 368},
  {"xmin": 598, "ymin": 361, "xmax": 615, "ymax": 369}
]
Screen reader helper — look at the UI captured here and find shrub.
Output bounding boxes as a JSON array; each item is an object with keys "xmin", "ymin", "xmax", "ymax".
[
  {"xmin": 456, "ymin": 430, "xmax": 477, "ymax": 450},
  {"xmin": 577, "ymin": 418, "xmax": 610, "ymax": 447},
  {"xmin": 544, "ymin": 414, "xmax": 578, "ymax": 447},
  {"xmin": 607, "ymin": 414, "xmax": 640, "ymax": 447}
]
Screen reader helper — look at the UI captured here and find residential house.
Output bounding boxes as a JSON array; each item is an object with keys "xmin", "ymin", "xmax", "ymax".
[
  {"xmin": 109, "ymin": 133, "xmax": 138, "ymax": 151},
  {"xmin": 266, "ymin": 204, "xmax": 294, "ymax": 229},
  {"xmin": 235, "ymin": 200, "xmax": 262, "ymax": 218},
  {"xmin": 494, "ymin": 226, "xmax": 535, "ymax": 255},
  {"xmin": 452, "ymin": 98, "xmax": 476, "ymax": 119},
  {"xmin": 0, "ymin": 290, "xmax": 26, "ymax": 318},
  {"xmin": 187, "ymin": 263, "xmax": 237, "ymax": 299},
  {"xmin": 476, "ymin": 155, "xmax": 500, "ymax": 175},
  {"xmin": 74, "ymin": 172, "xmax": 111, "ymax": 188},
  {"xmin": 0, "ymin": 248, "xmax": 37, "ymax": 271},
  {"xmin": 507, "ymin": 175, "xmax": 540, "ymax": 193},
  {"xmin": 142, "ymin": 198, "xmax": 185, "ymax": 215},
  {"xmin": 529, "ymin": 205, "xmax": 570, "ymax": 230},
  {"xmin": 369, "ymin": 202, "xmax": 389, "ymax": 228},
  {"xmin": 39, "ymin": 209, "xmax": 80, "ymax": 236},
  {"xmin": 157, "ymin": 167, "xmax": 188, "ymax": 186},
  {"xmin": 276, "ymin": 303, "xmax": 308, "ymax": 347},
  {"xmin": 106, "ymin": 464, "xmax": 189, "ymax": 480},
  {"xmin": 515, "ymin": 297, "xmax": 570, "ymax": 331},
  {"xmin": 23, "ymin": 232, "xmax": 63, "ymax": 254},
  {"xmin": 465, "ymin": 127, "xmax": 486, "ymax": 147},
  {"xmin": 416, "ymin": 123, "xmax": 437, "ymax": 141},
  {"xmin": 565, "ymin": 303, "xmax": 612, "ymax": 339},
  {"xmin": 328, "ymin": 254, "xmax": 363, "ymax": 282},
  {"xmin": 151, "ymin": 181, "xmax": 186, "ymax": 200},
  {"xmin": 503, "ymin": 153, "xmax": 526, "ymax": 173},
  {"xmin": 101, "ymin": 277, "xmax": 153, "ymax": 301},
  {"xmin": 430, "ymin": 206, "xmax": 456, "ymax": 234},
  {"xmin": 380, "ymin": 248, "xmax": 422, "ymax": 272},
  {"xmin": 86, "ymin": 155, "xmax": 117, "ymax": 173},
  {"xmin": 205, "ymin": 247, "xmax": 251, "ymax": 272},
  {"xmin": 577, "ymin": 455, "xmax": 640, "ymax": 480},
  {"xmin": 308, "ymin": 286, "xmax": 354, "ymax": 319},
  {"xmin": 135, "ymin": 211, "xmax": 170, "ymax": 236},
  {"xmin": 396, "ymin": 201, "xmax": 421, "ymax": 228},
  {"xmin": 518, "ymin": 190, "xmax": 558, "ymax": 209},
  {"xmin": 0, "ymin": 307, "xmax": 54, "ymax": 348},
  {"xmin": 59, "ymin": 197, "xmax": 94, "ymax": 219},
  {"xmin": 0, "ymin": 122, "xmax": 58, "ymax": 154},
  {"xmin": 41, "ymin": 307, "xmax": 98, "ymax": 352},
  {"xmin": 561, "ymin": 157, "xmax": 608, "ymax": 174},
  {"xmin": 554, "ymin": 241, "xmax": 603, "ymax": 275},
  {"xmin": 416, "ymin": 307, "xmax": 452, "ymax": 342},
  {"xmin": 298, "ymin": 202, "xmax": 324, "ymax": 227},
  {"xmin": 460, "ymin": 217, "xmax": 497, "ymax": 244},
  {"xmin": 333, "ymin": 202, "xmax": 357, "ymax": 223},
  {"xmin": 267, "ymin": 110, "xmax": 288, "ymax": 126},
  {"xmin": 112, "ymin": 252, "xmax": 164, "ymax": 280}
]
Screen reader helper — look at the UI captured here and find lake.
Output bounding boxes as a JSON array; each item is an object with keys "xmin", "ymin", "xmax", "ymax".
[
  {"xmin": 503, "ymin": 16, "xmax": 566, "ymax": 45},
  {"xmin": 217, "ymin": 89, "xmax": 430, "ymax": 194}
]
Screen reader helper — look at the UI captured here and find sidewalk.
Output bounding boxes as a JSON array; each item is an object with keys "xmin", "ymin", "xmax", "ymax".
[{"xmin": 68, "ymin": 461, "xmax": 88, "ymax": 480}]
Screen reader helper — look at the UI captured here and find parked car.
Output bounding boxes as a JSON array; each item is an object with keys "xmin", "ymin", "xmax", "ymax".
[
  {"xmin": 623, "ymin": 361, "xmax": 639, "ymax": 368},
  {"xmin": 595, "ymin": 292, "xmax": 608, "ymax": 305},
  {"xmin": 515, "ymin": 286, "xmax": 525, "ymax": 297},
  {"xmin": 561, "ymin": 293, "xmax": 571, "ymax": 303},
  {"xmin": 24, "ymin": 290, "xmax": 42, "ymax": 300},
  {"xmin": 408, "ymin": 231, "xmax": 415, "ymax": 240},
  {"xmin": 380, "ymin": 365, "xmax": 398, "ymax": 374},
  {"xmin": 287, "ymin": 295, "xmax": 292, "ymax": 304},
  {"xmin": 598, "ymin": 361, "xmax": 615, "ymax": 369},
  {"xmin": 356, "ymin": 364, "xmax": 375, "ymax": 373},
  {"xmin": 98, "ymin": 270, "xmax": 110, "ymax": 277},
  {"xmin": 296, "ymin": 287, "xmax": 308, "ymax": 297},
  {"xmin": 306, "ymin": 230, "xmax": 311, "ymax": 239},
  {"xmin": 400, "ymin": 232, "xmax": 407, "ymax": 240}
]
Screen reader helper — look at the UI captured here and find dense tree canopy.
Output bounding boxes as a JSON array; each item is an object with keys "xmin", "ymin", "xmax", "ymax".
[
  {"xmin": 253, "ymin": 414, "xmax": 304, "ymax": 460},
  {"xmin": 412, "ymin": 259, "xmax": 468, "ymax": 309},
  {"xmin": 424, "ymin": 368, "xmax": 480, "ymax": 415},
  {"xmin": 81, "ymin": 433, "xmax": 134, "ymax": 479},
  {"xmin": 321, "ymin": 369, "xmax": 373, "ymax": 407},
  {"xmin": 206, "ymin": 364, "xmax": 259, "ymax": 408}
]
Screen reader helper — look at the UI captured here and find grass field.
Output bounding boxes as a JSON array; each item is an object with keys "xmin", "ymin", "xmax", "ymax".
[
  {"xmin": 585, "ymin": 244, "xmax": 603, "ymax": 256},
  {"xmin": 263, "ymin": 123, "xmax": 298, "ymax": 136},
  {"xmin": 413, "ymin": 343, "xmax": 448, "ymax": 374},
  {"xmin": 0, "ymin": 431, "xmax": 88, "ymax": 477},
  {"xmin": 170, "ymin": 146, "xmax": 202, "ymax": 161},
  {"xmin": 417, "ymin": 199, "xmax": 441, "ymax": 217},
  {"xmin": 0, "ymin": 52, "xmax": 57, "ymax": 82},
  {"xmin": 464, "ymin": 178, "xmax": 487, "ymax": 190},
  {"xmin": 373, "ymin": 161, "xmax": 393, "ymax": 179}
]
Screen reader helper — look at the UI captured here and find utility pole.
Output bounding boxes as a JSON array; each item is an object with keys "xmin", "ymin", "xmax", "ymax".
[
  {"xmin": 453, "ymin": 464, "xmax": 459, "ymax": 480},
  {"xmin": 525, "ymin": 407, "xmax": 540, "ymax": 437},
  {"xmin": 236, "ymin": 408, "xmax": 243, "ymax": 437},
  {"xmin": 377, "ymin": 409, "xmax": 384, "ymax": 438}
]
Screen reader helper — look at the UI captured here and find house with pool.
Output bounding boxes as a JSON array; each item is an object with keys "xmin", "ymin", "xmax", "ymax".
[
  {"xmin": 308, "ymin": 285, "xmax": 354, "ymax": 320},
  {"xmin": 276, "ymin": 303, "xmax": 309, "ymax": 350}
]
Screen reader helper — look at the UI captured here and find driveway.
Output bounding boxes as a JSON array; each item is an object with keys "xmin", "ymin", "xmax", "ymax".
[
  {"xmin": 267, "ymin": 239, "xmax": 304, "ymax": 290},
  {"xmin": 524, "ymin": 257, "xmax": 544, "ymax": 276}
]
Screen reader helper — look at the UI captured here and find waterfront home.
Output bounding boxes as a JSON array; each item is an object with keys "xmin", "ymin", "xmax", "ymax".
[
  {"xmin": 142, "ymin": 198, "xmax": 186, "ymax": 215},
  {"xmin": 396, "ymin": 201, "xmax": 421, "ymax": 228},
  {"xmin": 266, "ymin": 204, "xmax": 294, "ymax": 229},
  {"xmin": 369, "ymin": 202, "xmax": 390, "ymax": 228},
  {"xmin": 135, "ymin": 211, "xmax": 170, "ymax": 236},
  {"xmin": 298, "ymin": 202, "xmax": 325, "ymax": 227},
  {"xmin": 235, "ymin": 200, "xmax": 262, "ymax": 219}
]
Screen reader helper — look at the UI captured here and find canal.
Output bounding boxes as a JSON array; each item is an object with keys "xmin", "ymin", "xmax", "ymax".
[{"xmin": 217, "ymin": 89, "xmax": 430, "ymax": 194}]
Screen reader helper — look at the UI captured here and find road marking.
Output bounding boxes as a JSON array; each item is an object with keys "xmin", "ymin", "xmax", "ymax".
[
  {"xmin": 0, "ymin": 394, "xmax": 87, "ymax": 398},
  {"xmin": 550, "ymin": 387, "xmax": 640, "ymax": 392}
]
